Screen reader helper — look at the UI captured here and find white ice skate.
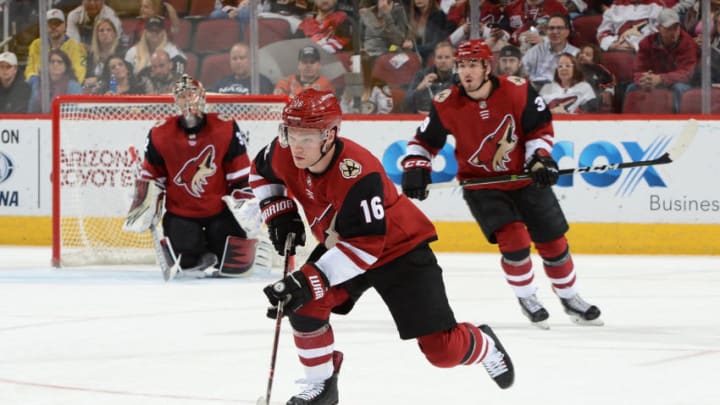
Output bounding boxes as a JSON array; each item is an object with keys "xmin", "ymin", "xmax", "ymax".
[
  {"xmin": 518, "ymin": 294, "xmax": 550, "ymax": 329},
  {"xmin": 560, "ymin": 294, "xmax": 603, "ymax": 326},
  {"xmin": 286, "ymin": 351, "xmax": 343, "ymax": 405}
]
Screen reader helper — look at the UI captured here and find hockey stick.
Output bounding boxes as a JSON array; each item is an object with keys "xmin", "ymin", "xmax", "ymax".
[
  {"xmin": 427, "ymin": 119, "xmax": 698, "ymax": 189},
  {"xmin": 150, "ymin": 223, "xmax": 177, "ymax": 281},
  {"xmin": 127, "ymin": 145, "xmax": 180, "ymax": 280},
  {"xmin": 257, "ymin": 232, "xmax": 296, "ymax": 405}
]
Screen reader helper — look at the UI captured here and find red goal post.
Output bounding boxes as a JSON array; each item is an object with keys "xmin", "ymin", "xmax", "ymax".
[{"xmin": 51, "ymin": 94, "xmax": 289, "ymax": 267}]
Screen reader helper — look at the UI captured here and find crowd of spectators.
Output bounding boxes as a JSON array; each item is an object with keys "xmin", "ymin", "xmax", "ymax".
[{"xmin": 0, "ymin": 0, "xmax": 717, "ymax": 114}]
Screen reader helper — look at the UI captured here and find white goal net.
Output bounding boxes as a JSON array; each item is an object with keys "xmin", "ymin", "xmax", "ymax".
[{"xmin": 52, "ymin": 94, "xmax": 289, "ymax": 267}]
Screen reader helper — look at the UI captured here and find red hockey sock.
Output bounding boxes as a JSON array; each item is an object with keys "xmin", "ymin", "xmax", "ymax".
[
  {"xmin": 536, "ymin": 236, "xmax": 577, "ymax": 297},
  {"xmin": 294, "ymin": 324, "xmax": 335, "ymax": 382},
  {"xmin": 417, "ymin": 323, "xmax": 490, "ymax": 368}
]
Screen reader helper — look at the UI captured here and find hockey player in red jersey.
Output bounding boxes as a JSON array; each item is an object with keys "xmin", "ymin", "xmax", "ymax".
[
  {"xmin": 136, "ymin": 74, "xmax": 261, "ymax": 279},
  {"xmin": 401, "ymin": 39, "xmax": 603, "ymax": 329},
  {"xmin": 250, "ymin": 88, "xmax": 514, "ymax": 405}
]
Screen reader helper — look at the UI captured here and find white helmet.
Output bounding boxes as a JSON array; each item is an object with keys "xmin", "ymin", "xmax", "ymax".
[{"xmin": 173, "ymin": 74, "xmax": 206, "ymax": 124}]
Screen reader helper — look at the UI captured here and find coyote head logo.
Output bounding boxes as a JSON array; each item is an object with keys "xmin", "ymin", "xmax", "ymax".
[
  {"xmin": 548, "ymin": 96, "xmax": 577, "ymax": 114},
  {"xmin": 174, "ymin": 145, "xmax": 217, "ymax": 198},
  {"xmin": 468, "ymin": 114, "xmax": 518, "ymax": 172}
]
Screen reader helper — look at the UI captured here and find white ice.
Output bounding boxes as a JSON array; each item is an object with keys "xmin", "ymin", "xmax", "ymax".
[{"xmin": 0, "ymin": 246, "xmax": 718, "ymax": 405}]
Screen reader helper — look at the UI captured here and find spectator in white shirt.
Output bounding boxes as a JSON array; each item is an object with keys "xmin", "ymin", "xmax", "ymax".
[
  {"xmin": 539, "ymin": 53, "xmax": 598, "ymax": 114},
  {"xmin": 522, "ymin": 13, "xmax": 578, "ymax": 89}
]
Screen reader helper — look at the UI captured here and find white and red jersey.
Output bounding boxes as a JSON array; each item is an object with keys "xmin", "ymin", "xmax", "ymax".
[
  {"xmin": 407, "ymin": 75, "xmax": 554, "ymax": 191},
  {"xmin": 597, "ymin": 0, "xmax": 665, "ymax": 51},
  {"xmin": 539, "ymin": 80, "xmax": 597, "ymax": 114},
  {"xmin": 250, "ymin": 138, "xmax": 437, "ymax": 286},
  {"xmin": 141, "ymin": 113, "xmax": 251, "ymax": 218}
]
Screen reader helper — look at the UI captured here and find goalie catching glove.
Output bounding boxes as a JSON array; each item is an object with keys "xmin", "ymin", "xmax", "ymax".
[
  {"xmin": 401, "ymin": 155, "xmax": 431, "ymax": 200},
  {"xmin": 123, "ymin": 178, "xmax": 163, "ymax": 233},
  {"xmin": 526, "ymin": 149, "xmax": 559, "ymax": 187},
  {"xmin": 263, "ymin": 263, "xmax": 329, "ymax": 318},
  {"xmin": 260, "ymin": 197, "xmax": 306, "ymax": 256}
]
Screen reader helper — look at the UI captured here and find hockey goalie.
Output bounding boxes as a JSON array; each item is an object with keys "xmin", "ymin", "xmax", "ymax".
[{"xmin": 122, "ymin": 74, "xmax": 273, "ymax": 281}]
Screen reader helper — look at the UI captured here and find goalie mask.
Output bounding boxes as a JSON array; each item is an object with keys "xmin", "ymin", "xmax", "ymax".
[
  {"xmin": 278, "ymin": 89, "xmax": 342, "ymax": 150},
  {"xmin": 173, "ymin": 74, "xmax": 206, "ymax": 125}
]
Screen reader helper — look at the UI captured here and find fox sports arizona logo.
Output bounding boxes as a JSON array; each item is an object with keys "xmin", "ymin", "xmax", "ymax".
[{"xmin": 0, "ymin": 151, "xmax": 14, "ymax": 184}]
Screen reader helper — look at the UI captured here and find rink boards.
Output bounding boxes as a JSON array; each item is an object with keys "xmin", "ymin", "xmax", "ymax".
[{"xmin": 0, "ymin": 116, "xmax": 718, "ymax": 255}]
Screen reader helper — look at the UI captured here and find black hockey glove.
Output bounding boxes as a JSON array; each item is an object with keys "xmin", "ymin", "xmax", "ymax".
[
  {"xmin": 263, "ymin": 263, "xmax": 329, "ymax": 318},
  {"xmin": 401, "ymin": 155, "xmax": 432, "ymax": 200},
  {"xmin": 260, "ymin": 197, "xmax": 306, "ymax": 256},
  {"xmin": 527, "ymin": 150, "xmax": 559, "ymax": 187}
]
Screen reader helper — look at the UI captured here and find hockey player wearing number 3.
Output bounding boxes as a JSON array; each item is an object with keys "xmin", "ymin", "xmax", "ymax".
[
  {"xmin": 251, "ymin": 89, "xmax": 515, "ymax": 405},
  {"xmin": 127, "ymin": 74, "xmax": 267, "ymax": 279},
  {"xmin": 402, "ymin": 39, "xmax": 603, "ymax": 329}
]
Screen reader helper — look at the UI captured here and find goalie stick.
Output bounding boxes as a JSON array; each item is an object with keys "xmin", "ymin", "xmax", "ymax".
[
  {"xmin": 427, "ymin": 119, "xmax": 698, "ymax": 189},
  {"xmin": 149, "ymin": 223, "xmax": 179, "ymax": 281},
  {"xmin": 257, "ymin": 233, "xmax": 296, "ymax": 405},
  {"xmin": 127, "ymin": 145, "xmax": 180, "ymax": 280}
]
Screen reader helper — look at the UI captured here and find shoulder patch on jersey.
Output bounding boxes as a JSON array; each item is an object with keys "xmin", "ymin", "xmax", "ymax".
[
  {"xmin": 339, "ymin": 158, "xmax": 362, "ymax": 179},
  {"xmin": 433, "ymin": 88, "xmax": 452, "ymax": 103},
  {"xmin": 218, "ymin": 114, "xmax": 233, "ymax": 121},
  {"xmin": 153, "ymin": 118, "xmax": 168, "ymax": 128},
  {"xmin": 506, "ymin": 76, "xmax": 527, "ymax": 86}
]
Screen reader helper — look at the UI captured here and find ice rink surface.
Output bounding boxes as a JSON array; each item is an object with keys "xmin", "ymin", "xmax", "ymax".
[{"xmin": 0, "ymin": 246, "xmax": 718, "ymax": 405}]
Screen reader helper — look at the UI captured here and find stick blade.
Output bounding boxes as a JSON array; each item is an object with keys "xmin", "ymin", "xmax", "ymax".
[
  {"xmin": 256, "ymin": 396, "xmax": 268, "ymax": 405},
  {"xmin": 667, "ymin": 119, "xmax": 698, "ymax": 162}
]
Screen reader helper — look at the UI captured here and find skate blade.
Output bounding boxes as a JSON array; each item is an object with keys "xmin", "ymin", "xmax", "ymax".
[
  {"xmin": 567, "ymin": 314, "xmax": 604, "ymax": 326},
  {"xmin": 255, "ymin": 396, "xmax": 283, "ymax": 405},
  {"xmin": 531, "ymin": 320, "xmax": 550, "ymax": 330}
]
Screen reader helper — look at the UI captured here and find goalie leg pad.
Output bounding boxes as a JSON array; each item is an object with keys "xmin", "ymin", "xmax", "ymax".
[{"xmin": 218, "ymin": 236, "xmax": 258, "ymax": 277}]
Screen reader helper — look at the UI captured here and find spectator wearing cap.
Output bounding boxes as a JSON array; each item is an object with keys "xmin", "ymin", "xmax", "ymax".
[
  {"xmin": 25, "ymin": 9, "xmax": 88, "ymax": 85},
  {"xmin": 494, "ymin": 45, "xmax": 526, "ymax": 77},
  {"xmin": 626, "ymin": 8, "xmax": 697, "ymax": 112},
  {"xmin": 403, "ymin": 41, "xmax": 455, "ymax": 114},
  {"xmin": 212, "ymin": 43, "xmax": 274, "ymax": 95},
  {"xmin": 125, "ymin": 16, "xmax": 187, "ymax": 78},
  {"xmin": 66, "ymin": 0, "xmax": 122, "ymax": 49},
  {"xmin": 0, "ymin": 52, "xmax": 31, "ymax": 113},
  {"xmin": 273, "ymin": 46, "xmax": 335, "ymax": 98}
]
